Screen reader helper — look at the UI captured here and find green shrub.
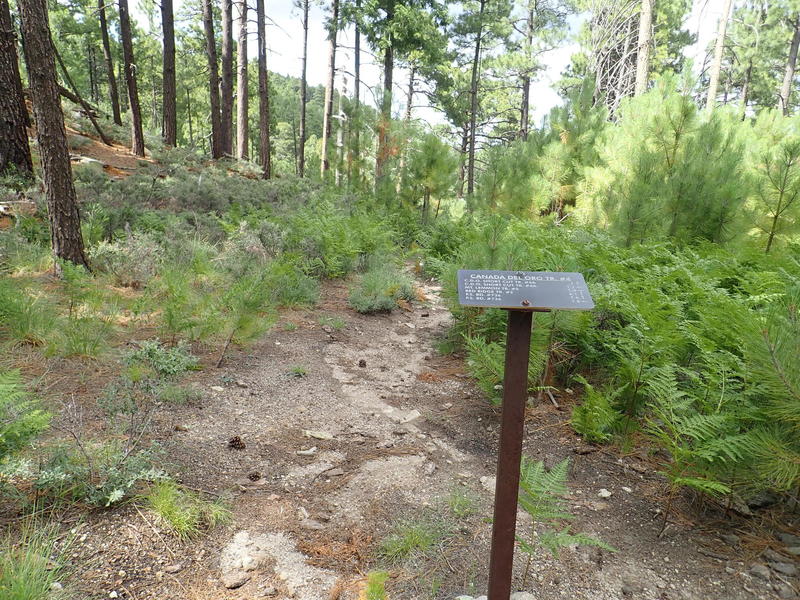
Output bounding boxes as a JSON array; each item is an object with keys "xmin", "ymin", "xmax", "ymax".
[
  {"xmin": 31, "ymin": 440, "xmax": 162, "ymax": 507},
  {"xmin": 90, "ymin": 233, "xmax": 162, "ymax": 287},
  {"xmin": 145, "ymin": 479, "xmax": 230, "ymax": 539},
  {"xmin": 125, "ymin": 340, "xmax": 198, "ymax": 378},
  {"xmin": 348, "ymin": 264, "xmax": 415, "ymax": 314},
  {"xmin": 262, "ymin": 257, "xmax": 319, "ymax": 307}
]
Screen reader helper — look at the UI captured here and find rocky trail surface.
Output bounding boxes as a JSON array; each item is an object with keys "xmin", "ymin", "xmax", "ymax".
[{"xmin": 66, "ymin": 277, "xmax": 798, "ymax": 600}]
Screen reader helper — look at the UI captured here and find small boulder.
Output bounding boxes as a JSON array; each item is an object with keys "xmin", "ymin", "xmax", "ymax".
[
  {"xmin": 222, "ymin": 571, "xmax": 251, "ymax": 589},
  {"xmin": 750, "ymin": 564, "xmax": 772, "ymax": 581},
  {"xmin": 772, "ymin": 563, "xmax": 798, "ymax": 577}
]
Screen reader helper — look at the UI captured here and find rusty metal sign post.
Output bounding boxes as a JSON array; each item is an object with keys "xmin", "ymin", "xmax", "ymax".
[{"xmin": 457, "ymin": 270, "xmax": 595, "ymax": 600}]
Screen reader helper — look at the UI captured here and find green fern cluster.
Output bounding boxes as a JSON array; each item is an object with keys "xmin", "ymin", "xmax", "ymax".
[
  {"xmin": 434, "ymin": 215, "xmax": 800, "ymax": 503},
  {"xmin": 0, "ymin": 371, "xmax": 50, "ymax": 462},
  {"xmin": 517, "ymin": 457, "xmax": 615, "ymax": 562}
]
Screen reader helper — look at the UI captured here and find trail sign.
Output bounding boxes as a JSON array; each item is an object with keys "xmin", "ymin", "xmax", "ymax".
[
  {"xmin": 457, "ymin": 269, "xmax": 594, "ymax": 600},
  {"xmin": 457, "ymin": 270, "xmax": 594, "ymax": 311}
]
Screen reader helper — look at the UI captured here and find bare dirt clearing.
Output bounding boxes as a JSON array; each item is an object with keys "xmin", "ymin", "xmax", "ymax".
[{"xmin": 50, "ymin": 277, "xmax": 797, "ymax": 600}]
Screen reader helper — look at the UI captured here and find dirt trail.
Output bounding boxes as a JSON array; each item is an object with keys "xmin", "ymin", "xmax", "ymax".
[{"xmin": 66, "ymin": 277, "xmax": 794, "ymax": 600}]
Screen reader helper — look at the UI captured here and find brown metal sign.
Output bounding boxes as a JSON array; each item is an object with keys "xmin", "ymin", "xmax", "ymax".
[
  {"xmin": 458, "ymin": 270, "xmax": 594, "ymax": 310},
  {"xmin": 457, "ymin": 269, "xmax": 594, "ymax": 600}
]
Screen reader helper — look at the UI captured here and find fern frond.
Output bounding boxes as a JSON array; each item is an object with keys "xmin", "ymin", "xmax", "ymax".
[
  {"xmin": 539, "ymin": 527, "xmax": 618, "ymax": 558},
  {"xmin": 518, "ymin": 458, "xmax": 572, "ymax": 522},
  {"xmin": 670, "ymin": 476, "xmax": 731, "ymax": 497}
]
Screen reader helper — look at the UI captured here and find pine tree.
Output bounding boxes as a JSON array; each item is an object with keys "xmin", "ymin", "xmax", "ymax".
[
  {"xmin": 18, "ymin": 0, "xmax": 89, "ymax": 271},
  {"xmin": 0, "ymin": 0, "xmax": 33, "ymax": 179}
]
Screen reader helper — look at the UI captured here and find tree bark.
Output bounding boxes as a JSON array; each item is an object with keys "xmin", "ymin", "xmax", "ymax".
[
  {"xmin": 395, "ymin": 67, "xmax": 414, "ymax": 193},
  {"xmin": 118, "ymin": 0, "xmax": 145, "ymax": 156},
  {"xmin": 298, "ymin": 0, "xmax": 309, "ymax": 176},
  {"xmin": 375, "ymin": 1, "xmax": 394, "ymax": 185},
  {"xmin": 467, "ymin": 0, "xmax": 486, "ymax": 198},
  {"xmin": 520, "ymin": 1, "xmax": 535, "ymax": 140},
  {"xmin": 202, "ymin": 0, "xmax": 223, "ymax": 158},
  {"xmin": 779, "ymin": 15, "xmax": 800, "ymax": 115},
  {"xmin": 0, "ymin": 0, "xmax": 33, "ymax": 179},
  {"xmin": 161, "ymin": 0, "xmax": 177, "ymax": 146},
  {"xmin": 352, "ymin": 0, "xmax": 360, "ymax": 183},
  {"xmin": 98, "ymin": 0, "xmax": 122, "ymax": 125},
  {"xmin": 256, "ymin": 0, "xmax": 270, "ymax": 178},
  {"xmin": 236, "ymin": 0, "xmax": 248, "ymax": 160},
  {"xmin": 634, "ymin": 0, "xmax": 652, "ymax": 96},
  {"xmin": 87, "ymin": 38, "xmax": 98, "ymax": 102},
  {"xmin": 186, "ymin": 85, "xmax": 194, "ymax": 145},
  {"xmin": 320, "ymin": 0, "xmax": 339, "ymax": 177},
  {"xmin": 221, "ymin": 0, "xmax": 234, "ymax": 155},
  {"xmin": 18, "ymin": 0, "xmax": 88, "ymax": 271},
  {"xmin": 706, "ymin": 0, "xmax": 733, "ymax": 111},
  {"xmin": 457, "ymin": 123, "xmax": 468, "ymax": 199},
  {"xmin": 335, "ymin": 77, "xmax": 346, "ymax": 185},
  {"xmin": 740, "ymin": 60, "xmax": 752, "ymax": 119}
]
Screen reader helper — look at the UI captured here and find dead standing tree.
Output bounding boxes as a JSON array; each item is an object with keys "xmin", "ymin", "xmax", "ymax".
[{"xmin": 585, "ymin": 0, "xmax": 640, "ymax": 116}]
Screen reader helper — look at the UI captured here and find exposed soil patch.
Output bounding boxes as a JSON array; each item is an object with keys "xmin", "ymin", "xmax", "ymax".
[{"xmin": 13, "ymin": 276, "xmax": 798, "ymax": 600}]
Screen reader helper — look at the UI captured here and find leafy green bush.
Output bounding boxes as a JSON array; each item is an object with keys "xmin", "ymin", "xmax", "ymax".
[
  {"xmin": 31, "ymin": 441, "xmax": 162, "ymax": 507},
  {"xmin": 348, "ymin": 264, "xmax": 415, "ymax": 314},
  {"xmin": 125, "ymin": 340, "xmax": 198, "ymax": 378},
  {"xmin": 90, "ymin": 232, "xmax": 162, "ymax": 287}
]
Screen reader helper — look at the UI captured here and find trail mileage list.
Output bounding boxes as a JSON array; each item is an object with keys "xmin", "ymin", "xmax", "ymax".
[{"xmin": 457, "ymin": 269, "xmax": 594, "ymax": 310}]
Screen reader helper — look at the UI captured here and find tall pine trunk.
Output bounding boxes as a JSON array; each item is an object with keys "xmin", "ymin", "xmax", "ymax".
[
  {"xmin": 395, "ymin": 68, "xmax": 414, "ymax": 194},
  {"xmin": 0, "ymin": 0, "xmax": 33, "ymax": 179},
  {"xmin": 375, "ymin": 2, "xmax": 394, "ymax": 185},
  {"xmin": 352, "ymin": 0, "xmax": 360, "ymax": 183},
  {"xmin": 706, "ymin": 0, "xmax": 733, "ymax": 111},
  {"xmin": 519, "ymin": 1, "xmax": 534, "ymax": 140},
  {"xmin": 202, "ymin": 0, "xmax": 223, "ymax": 158},
  {"xmin": 18, "ymin": 0, "xmax": 88, "ymax": 271},
  {"xmin": 256, "ymin": 0, "xmax": 270, "ymax": 178},
  {"xmin": 236, "ymin": 0, "xmax": 248, "ymax": 160},
  {"xmin": 320, "ymin": 0, "xmax": 339, "ymax": 177},
  {"xmin": 119, "ymin": 0, "xmax": 145, "ymax": 156},
  {"xmin": 457, "ymin": 124, "xmax": 468, "ymax": 198},
  {"xmin": 221, "ymin": 0, "xmax": 234, "ymax": 155},
  {"xmin": 779, "ymin": 15, "xmax": 800, "ymax": 115},
  {"xmin": 98, "ymin": 0, "xmax": 121, "ymax": 125},
  {"xmin": 467, "ymin": 0, "xmax": 486, "ymax": 198},
  {"xmin": 634, "ymin": 0, "xmax": 652, "ymax": 96},
  {"xmin": 87, "ymin": 39, "xmax": 98, "ymax": 102},
  {"xmin": 298, "ymin": 0, "xmax": 309, "ymax": 176},
  {"xmin": 161, "ymin": 0, "xmax": 176, "ymax": 146}
]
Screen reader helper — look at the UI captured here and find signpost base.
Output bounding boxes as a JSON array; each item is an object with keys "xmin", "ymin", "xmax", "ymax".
[{"xmin": 487, "ymin": 310, "xmax": 533, "ymax": 600}]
